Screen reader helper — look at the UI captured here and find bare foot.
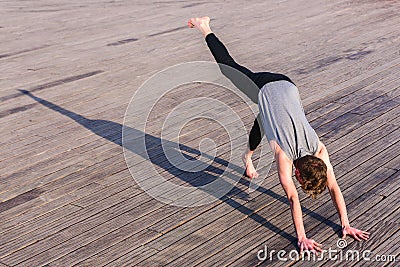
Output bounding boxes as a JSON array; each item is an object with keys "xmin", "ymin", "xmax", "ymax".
[
  {"xmin": 187, "ymin": 16, "xmax": 212, "ymax": 36},
  {"xmin": 242, "ymin": 152, "xmax": 259, "ymax": 179}
]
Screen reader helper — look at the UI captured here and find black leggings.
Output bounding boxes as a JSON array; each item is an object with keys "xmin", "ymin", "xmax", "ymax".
[{"xmin": 205, "ymin": 33, "xmax": 294, "ymax": 151}]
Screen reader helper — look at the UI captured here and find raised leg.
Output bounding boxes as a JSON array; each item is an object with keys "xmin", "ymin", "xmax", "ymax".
[{"xmin": 188, "ymin": 17, "xmax": 291, "ymax": 178}]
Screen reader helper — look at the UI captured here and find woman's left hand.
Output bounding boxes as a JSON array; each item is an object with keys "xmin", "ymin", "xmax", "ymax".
[{"xmin": 342, "ymin": 226, "xmax": 370, "ymax": 241}]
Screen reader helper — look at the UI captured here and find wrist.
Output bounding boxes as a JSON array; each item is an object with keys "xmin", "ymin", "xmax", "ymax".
[
  {"xmin": 297, "ymin": 235, "xmax": 307, "ymax": 242},
  {"xmin": 341, "ymin": 218, "xmax": 350, "ymax": 228}
]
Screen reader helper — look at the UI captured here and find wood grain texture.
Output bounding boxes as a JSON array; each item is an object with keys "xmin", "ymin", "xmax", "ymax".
[{"xmin": 0, "ymin": 0, "xmax": 399, "ymax": 266}]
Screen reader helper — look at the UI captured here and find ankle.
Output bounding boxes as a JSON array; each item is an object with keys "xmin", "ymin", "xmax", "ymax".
[
  {"xmin": 201, "ymin": 27, "xmax": 212, "ymax": 37},
  {"xmin": 243, "ymin": 151, "xmax": 253, "ymax": 161}
]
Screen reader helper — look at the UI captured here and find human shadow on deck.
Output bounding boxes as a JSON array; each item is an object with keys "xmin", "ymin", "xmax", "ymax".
[{"xmin": 19, "ymin": 89, "xmax": 341, "ymax": 247}]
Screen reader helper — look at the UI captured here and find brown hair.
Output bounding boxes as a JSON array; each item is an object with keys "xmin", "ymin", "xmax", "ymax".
[{"xmin": 297, "ymin": 155, "xmax": 327, "ymax": 199}]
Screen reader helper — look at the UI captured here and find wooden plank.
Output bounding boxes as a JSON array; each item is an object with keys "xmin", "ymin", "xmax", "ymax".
[
  {"xmin": 308, "ymin": 72, "xmax": 400, "ymax": 128},
  {"xmin": 68, "ymin": 177, "xmax": 254, "ymax": 265},
  {"xmin": 0, "ymin": 186, "xmax": 142, "ymax": 261},
  {"xmin": 0, "ymin": 182, "xmax": 132, "ymax": 243},
  {"xmin": 0, "ymin": 82, "xmax": 226, "ymax": 147},
  {"xmin": 245, "ymin": 149, "xmax": 396, "ymax": 267},
  {"xmin": 172, "ymin": 141, "xmax": 400, "ymax": 266},
  {"xmin": 320, "ymin": 223, "xmax": 400, "ymax": 267},
  {"xmin": 0, "ymin": 22, "xmax": 394, "ymax": 188},
  {"xmin": 103, "ymin": 245, "xmax": 160, "ymax": 267},
  {"xmin": 0, "ymin": 204, "xmax": 82, "ymax": 247},
  {"xmin": 303, "ymin": 56, "xmax": 400, "ymax": 110},
  {"xmin": 0, "ymin": 104, "xmax": 253, "ymax": 228},
  {"xmin": 133, "ymin": 102, "xmax": 398, "ymax": 264},
  {"xmin": 0, "ymin": 183, "xmax": 102, "ymax": 232},
  {"xmin": 0, "ymin": 144, "xmax": 123, "ymax": 201},
  {"xmin": 234, "ymin": 179, "xmax": 400, "ymax": 267},
  {"xmin": 0, "ymin": 85, "xmax": 394, "ymax": 266},
  {"xmin": 269, "ymin": 169, "xmax": 400, "ymax": 267},
  {"xmin": 320, "ymin": 97, "xmax": 399, "ymax": 141},
  {"xmin": 0, "ymin": 0, "xmax": 399, "ymax": 266},
  {"xmin": 0, "ymin": 84, "xmax": 252, "ymax": 191},
  {"xmin": 58, "ymin": 138, "xmax": 272, "ymax": 266},
  {"xmin": 143, "ymin": 154, "xmax": 394, "ymax": 266},
  {"xmin": 16, "ymin": 202, "xmax": 174, "ymax": 266},
  {"xmin": 323, "ymin": 105, "xmax": 400, "ymax": 154},
  {"xmin": 126, "ymin": 103, "xmax": 398, "ymax": 240}
]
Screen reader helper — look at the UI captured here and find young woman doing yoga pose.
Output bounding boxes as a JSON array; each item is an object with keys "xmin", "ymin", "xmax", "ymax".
[{"xmin": 188, "ymin": 16, "xmax": 369, "ymax": 252}]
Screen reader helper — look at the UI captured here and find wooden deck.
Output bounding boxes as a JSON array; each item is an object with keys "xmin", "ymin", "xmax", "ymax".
[{"xmin": 0, "ymin": 0, "xmax": 399, "ymax": 266}]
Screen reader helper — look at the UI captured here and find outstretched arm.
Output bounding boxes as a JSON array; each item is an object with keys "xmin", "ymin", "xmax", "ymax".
[
  {"xmin": 317, "ymin": 142, "xmax": 370, "ymax": 240},
  {"xmin": 276, "ymin": 147, "xmax": 322, "ymax": 252}
]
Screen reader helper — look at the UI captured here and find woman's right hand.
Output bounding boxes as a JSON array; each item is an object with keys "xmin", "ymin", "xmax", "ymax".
[{"xmin": 298, "ymin": 237, "xmax": 323, "ymax": 253}]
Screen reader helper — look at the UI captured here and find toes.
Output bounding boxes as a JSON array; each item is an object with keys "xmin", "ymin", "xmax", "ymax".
[
  {"xmin": 188, "ymin": 18, "xmax": 194, "ymax": 27},
  {"xmin": 249, "ymin": 172, "xmax": 258, "ymax": 179}
]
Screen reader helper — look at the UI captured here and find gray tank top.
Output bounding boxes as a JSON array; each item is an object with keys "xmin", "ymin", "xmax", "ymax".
[{"xmin": 258, "ymin": 80, "xmax": 319, "ymax": 161}]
